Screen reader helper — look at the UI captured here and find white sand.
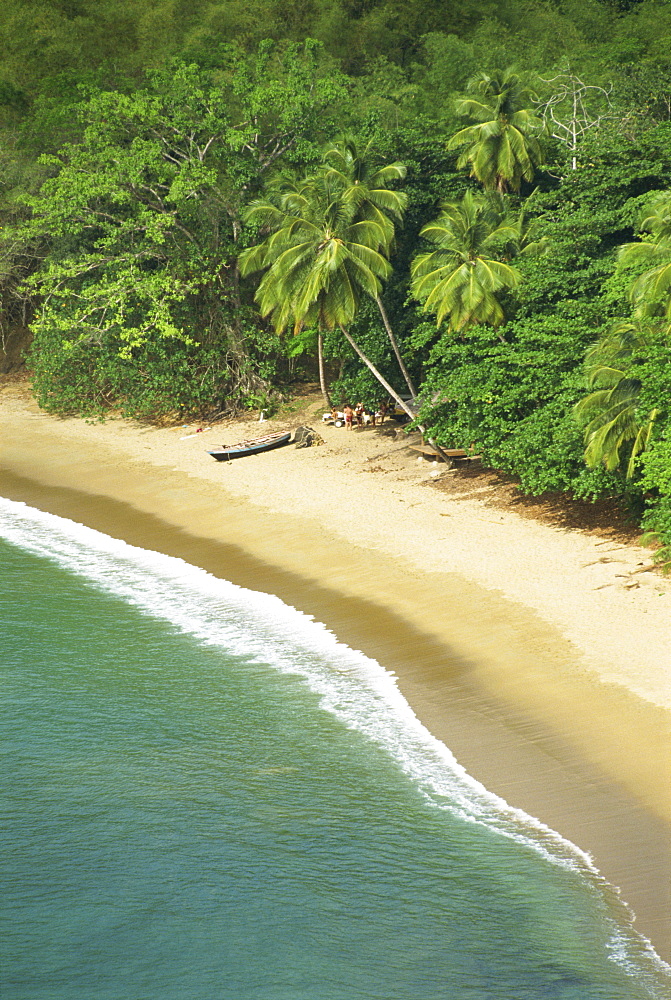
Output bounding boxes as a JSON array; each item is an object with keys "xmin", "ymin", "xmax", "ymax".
[{"xmin": 6, "ymin": 387, "xmax": 667, "ymax": 703}]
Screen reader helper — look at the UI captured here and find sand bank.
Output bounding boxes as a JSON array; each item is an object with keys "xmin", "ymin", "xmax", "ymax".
[{"xmin": 1, "ymin": 384, "xmax": 669, "ymax": 959}]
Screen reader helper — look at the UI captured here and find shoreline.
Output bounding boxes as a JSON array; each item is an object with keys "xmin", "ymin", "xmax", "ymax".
[{"xmin": 1, "ymin": 385, "xmax": 670, "ymax": 960}]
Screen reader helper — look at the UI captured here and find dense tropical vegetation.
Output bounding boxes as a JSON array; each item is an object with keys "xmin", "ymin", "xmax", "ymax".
[{"xmin": 1, "ymin": 0, "xmax": 671, "ymax": 561}]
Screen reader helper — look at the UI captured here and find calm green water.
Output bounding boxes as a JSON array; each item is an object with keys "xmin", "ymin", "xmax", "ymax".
[{"xmin": 1, "ymin": 498, "xmax": 669, "ymax": 999}]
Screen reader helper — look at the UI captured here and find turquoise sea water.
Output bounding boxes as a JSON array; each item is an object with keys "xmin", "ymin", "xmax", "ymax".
[{"xmin": 1, "ymin": 498, "xmax": 669, "ymax": 1000}]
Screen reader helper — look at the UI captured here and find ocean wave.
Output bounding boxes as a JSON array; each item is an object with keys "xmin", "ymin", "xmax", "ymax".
[{"xmin": 1, "ymin": 496, "xmax": 668, "ymax": 993}]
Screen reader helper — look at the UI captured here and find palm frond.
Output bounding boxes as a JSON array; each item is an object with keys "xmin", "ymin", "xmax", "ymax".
[
  {"xmin": 638, "ymin": 192, "xmax": 671, "ymax": 239},
  {"xmin": 575, "ymin": 326, "xmax": 657, "ymax": 475},
  {"xmin": 238, "ymin": 142, "xmax": 407, "ymax": 343},
  {"xmin": 412, "ymin": 190, "xmax": 525, "ymax": 331},
  {"xmin": 449, "ymin": 69, "xmax": 544, "ymax": 192}
]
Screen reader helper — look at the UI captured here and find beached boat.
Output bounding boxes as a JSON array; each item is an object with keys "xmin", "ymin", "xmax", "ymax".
[{"xmin": 207, "ymin": 431, "xmax": 291, "ymax": 462}]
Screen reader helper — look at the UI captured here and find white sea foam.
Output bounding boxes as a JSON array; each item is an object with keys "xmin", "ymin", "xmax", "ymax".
[{"xmin": 1, "ymin": 496, "xmax": 669, "ymax": 994}]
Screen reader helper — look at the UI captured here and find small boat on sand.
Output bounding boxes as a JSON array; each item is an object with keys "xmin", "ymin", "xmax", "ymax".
[{"xmin": 207, "ymin": 431, "xmax": 291, "ymax": 462}]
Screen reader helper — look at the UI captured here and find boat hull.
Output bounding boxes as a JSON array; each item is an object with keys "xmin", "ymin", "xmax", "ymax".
[{"xmin": 208, "ymin": 431, "xmax": 291, "ymax": 462}]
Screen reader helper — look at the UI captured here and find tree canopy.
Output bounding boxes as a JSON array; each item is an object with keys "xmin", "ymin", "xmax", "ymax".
[{"xmin": 447, "ymin": 70, "xmax": 545, "ymax": 193}]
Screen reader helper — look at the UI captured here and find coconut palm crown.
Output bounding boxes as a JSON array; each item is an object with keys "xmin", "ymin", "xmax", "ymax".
[
  {"xmin": 321, "ymin": 135, "xmax": 408, "ymax": 245},
  {"xmin": 239, "ymin": 171, "xmax": 391, "ymax": 336},
  {"xmin": 410, "ymin": 190, "xmax": 524, "ymax": 332},
  {"xmin": 574, "ymin": 320, "xmax": 661, "ymax": 477},
  {"xmin": 618, "ymin": 191, "xmax": 671, "ymax": 326},
  {"xmin": 448, "ymin": 69, "xmax": 545, "ymax": 193},
  {"xmin": 319, "ymin": 135, "xmax": 416, "ymax": 395}
]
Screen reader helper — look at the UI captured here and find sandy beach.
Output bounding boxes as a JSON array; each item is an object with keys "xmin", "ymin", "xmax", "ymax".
[{"xmin": 1, "ymin": 382, "xmax": 670, "ymax": 961}]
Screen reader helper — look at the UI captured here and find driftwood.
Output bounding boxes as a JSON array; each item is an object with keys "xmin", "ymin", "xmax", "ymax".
[{"xmin": 410, "ymin": 445, "xmax": 482, "ymax": 466}]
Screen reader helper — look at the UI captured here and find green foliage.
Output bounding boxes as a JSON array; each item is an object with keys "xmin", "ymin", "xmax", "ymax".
[
  {"xmin": 7, "ymin": 46, "xmax": 346, "ymax": 415},
  {"xmin": 239, "ymin": 135, "xmax": 420, "ymax": 409},
  {"xmin": 27, "ymin": 327, "xmax": 253, "ymax": 421},
  {"xmin": 21, "ymin": 64, "xmax": 235, "ymax": 351},
  {"xmin": 327, "ymin": 294, "xmax": 408, "ymax": 403},
  {"xmin": 641, "ymin": 437, "xmax": 671, "ymax": 499},
  {"xmin": 410, "ymin": 191, "xmax": 528, "ymax": 332},
  {"xmin": 447, "ymin": 69, "xmax": 545, "ymax": 193},
  {"xmin": 640, "ymin": 434, "xmax": 671, "ymax": 569},
  {"xmin": 414, "ymin": 125, "xmax": 671, "ymax": 508},
  {"xmin": 570, "ymin": 184, "xmax": 671, "ymax": 534},
  {"xmin": 618, "ymin": 189, "xmax": 671, "ymax": 322},
  {"xmin": 417, "ymin": 318, "xmax": 615, "ymax": 497},
  {"xmin": 410, "ymin": 34, "xmax": 478, "ymax": 116},
  {"xmin": 632, "ymin": 333, "xmax": 671, "ymax": 553},
  {"xmin": 574, "ymin": 320, "xmax": 661, "ymax": 476},
  {"xmin": 240, "ymin": 169, "xmax": 393, "ymax": 334}
]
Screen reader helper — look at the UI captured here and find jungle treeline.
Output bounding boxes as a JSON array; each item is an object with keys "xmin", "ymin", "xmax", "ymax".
[{"xmin": 1, "ymin": 0, "xmax": 671, "ymax": 562}]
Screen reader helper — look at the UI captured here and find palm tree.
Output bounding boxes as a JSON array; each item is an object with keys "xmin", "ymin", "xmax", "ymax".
[
  {"xmin": 240, "ymin": 172, "xmax": 332, "ymax": 405},
  {"xmin": 577, "ymin": 193, "xmax": 671, "ymax": 478},
  {"xmin": 574, "ymin": 320, "xmax": 660, "ymax": 477},
  {"xmin": 410, "ymin": 191, "xmax": 523, "ymax": 338},
  {"xmin": 321, "ymin": 136, "xmax": 416, "ymax": 396},
  {"xmin": 239, "ymin": 170, "xmax": 420, "ymax": 422},
  {"xmin": 447, "ymin": 69, "xmax": 545, "ymax": 193},
  {"xmin": 321, "ymin": 135, "xmax": 407, "ymax": 244},
  {"xmin": 618, "ymin": 191, "xmax": 671, "ymax": 326}
]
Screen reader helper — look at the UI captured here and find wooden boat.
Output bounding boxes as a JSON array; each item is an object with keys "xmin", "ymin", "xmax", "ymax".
[{"xmin": 207, "ymin": 431, "xmax": 291, "ymax": 462}]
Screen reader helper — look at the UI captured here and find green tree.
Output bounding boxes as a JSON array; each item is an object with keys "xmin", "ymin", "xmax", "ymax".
[
  {"xmin": 618, "ymin": 190, "xmax": 671, "ymax": 325},
  {"xmin": 321, "ymin": 134, "xmax": 415, "ymax": 394},
  {"xmin": 412, "ymin": 316, "xmax": 610, "ymax": 496},
  {"xmin": 20, "ymin": 64, "xmax": 262, "ymax": 411},
  {"xmin": 574, "ymin": 320, "xmax": 660, "ymax": 477},
  {"xmin": 408, "ymin": 121, "xmax": 671, "ymax": 491},
  {"xmin": 410, "ymin": 190, "xmax": 524, "ymax": 338},
  {"xmin": 573, "ymin": 189, "xmax": 671, "ymax": 494},
  {"xmin": 9, "ymin": 44, "xmax": 348, "ymax": 416},
  {"xmin": 447, "ymin": 68, "xmax": 545, "ymax": 193},
  {"xmin": 240, "ymin": 167, "xmax": 407, "ymax": 410}
]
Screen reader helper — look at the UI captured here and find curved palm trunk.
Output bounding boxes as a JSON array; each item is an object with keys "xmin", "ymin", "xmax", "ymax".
[
  {"xmin": 339, "ymin": 325, "xmax": 409, "ymax": 416},
  {"xmin": 339, "ymin": 326, "xmax": 451, "ymax": 463},
  {"xmin": 375, "ymin": 295, "xmax": 417, "ymax": 398},
  {"xmin": 317, "ymin": 332, "xmax": 331, "ymax": 408}
]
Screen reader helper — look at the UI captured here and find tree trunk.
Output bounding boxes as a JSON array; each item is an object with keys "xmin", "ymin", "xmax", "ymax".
[
  {"xmin": 317, "ymin": 332, "xmax": 331, "ymax": 407},
  {"xmin": 339, "ymin": 326, "xmax": 451, "ymax": 463},
  {"xmin": 225, "ymin": 213, "xmax": 266, "ymax": 398},
  {"xmin": 228, "ymin": 217, "xmax": 248, "ymax": 355},
  {"xmin": 340, "ymin": 325, "xmax": 410, "ymax": 416},
  {"xmin": 375, "ymin": 294, "xmax": 417, "ymax": 398}
]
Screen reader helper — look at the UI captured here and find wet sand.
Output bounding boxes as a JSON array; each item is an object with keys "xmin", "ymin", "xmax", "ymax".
[{"xmin": 1, "ymin": 387, "xmax": 670, "ymax": 960}]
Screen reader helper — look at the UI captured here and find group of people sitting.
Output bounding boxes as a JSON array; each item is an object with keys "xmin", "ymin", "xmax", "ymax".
[{"xmin": 323, "ymin": 401, "xmax": 390, "ymax": 430}]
